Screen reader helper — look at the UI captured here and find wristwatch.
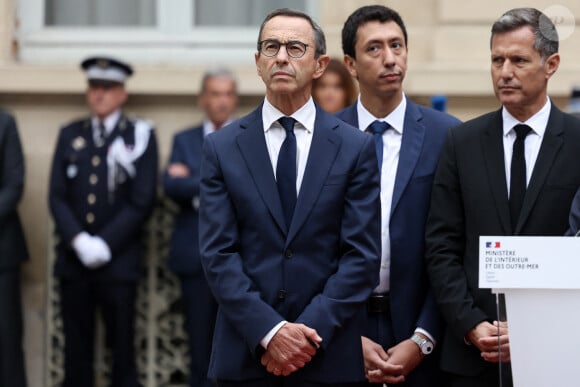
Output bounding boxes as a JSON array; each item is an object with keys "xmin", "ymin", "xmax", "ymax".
[{"xmin": 411, "ymin": 334, "xmax": 434, "ymax": 355}]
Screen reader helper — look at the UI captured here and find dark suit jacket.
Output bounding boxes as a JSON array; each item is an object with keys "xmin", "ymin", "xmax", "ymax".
[
  {"xmin": 425, "ymin": 105, "xmax": 580, "ymax": 376},
  {"xmin": 199, "ymin": 105, "xmax": 381, "ymax": 383},
  {"xmin": 0, "ymin": 111, "xmax": 28, "ymax": 269},
  {"xmin": 566, "ymin": 187, "xmax": 580, "ymax": 236},
  {"xmin": 163, "ymin": 125, "xmax": 204, "ymax": 275},
  {"xmin": 49, "ymin": 115, "xmax": 158, "ymax": 281},
  {"xmin": 336, "ymin": 100, "xmax": 460, "ymax": 345}
]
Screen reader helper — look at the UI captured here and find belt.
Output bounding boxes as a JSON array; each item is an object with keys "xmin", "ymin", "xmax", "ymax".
[{"xmin": 367, "ymin": 293, "xmax": 390, "ymax": 314}]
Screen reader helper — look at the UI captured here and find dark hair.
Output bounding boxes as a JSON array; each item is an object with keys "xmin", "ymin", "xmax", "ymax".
[
  {"xmin": 491, "ymin": 7, "xmax": 558, "ymax": 61},
  {"xmin": 312, "ymin": 58, "xmax": 357, "ymax": 108},
  {"xmin": 257, "ymin": 8, "xmax": 326, "ymax": 58},
  {"xmin": 342, "ymin": 5, "xmax": 408, "ymax": 59}
]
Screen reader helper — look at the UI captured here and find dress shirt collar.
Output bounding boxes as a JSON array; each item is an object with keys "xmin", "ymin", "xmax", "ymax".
[
  {"xmin": 357, "ymin": 93, "xmax": 407, "ymax": 134},
  {"xmin": 203, "ymin": 117, "xmax": 235, "ymax": 137},
  {"xmin": 91, "ymin": 109, "xmax": 121, "ymax": 136},
  {"xmin": 502, "ymin": 97, "xmax": 550, "ymax": 138},
  {"xmin": 262, "ymin": 96, "xmax": 316, "ymax": 134}
]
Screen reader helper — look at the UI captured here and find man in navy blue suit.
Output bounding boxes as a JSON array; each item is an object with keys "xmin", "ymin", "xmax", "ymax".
[
  {"xmin": 336, "ymin": 5, "xmax": 460, "ymax": 387},
  {"xmin": 49, "ymin": 56, "xmax": 158, "ymax": 387},
  {"xmin": 199, "ymin": 8, "xmax": 381, "ymax": 387},
  {"xmin": 164, "ymin": 68, "xmax": 238, "ymax": 387},
  {"xmin": 567, "ymin": 188, "xmax": 580, "ymax": 236}
]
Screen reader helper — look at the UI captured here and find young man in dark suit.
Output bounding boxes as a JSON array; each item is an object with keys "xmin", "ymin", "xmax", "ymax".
[
  {"xmin": 336, "ymin": 5, "xmax": 461, "ymax": 387},
  {"xmin": 425, "ymin": 8, "xmax": 580, "ymax": 387},
  {"xmin": 163, "ymin": 68, "xmax": 238, "ymax": 387},
  {"xmin": 49, "ymin": 56, "xmax": 158, "ymax": 387},
  {"xmin": 0, "ymin": 111, "xmax": 28, "ymax": 386},
  {"xmin": 199, "ymin": 8, "xmax": 381, "ymax": 387}
]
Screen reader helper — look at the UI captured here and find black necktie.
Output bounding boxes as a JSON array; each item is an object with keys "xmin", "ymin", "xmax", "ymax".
[
  {"xmin": 276, "ymin": 117, "xmax": 297, "ymax": 227},
  {"xmin": 509, "ymin": 124, "xmax": 532, "ymax": 230},
  {"xmin": 368, "ymin": 120, "xmax": 390, "ymax": 171},
  {"xmin": 96, "ymin": 121, "xmax": 106, "ymax": 147}
]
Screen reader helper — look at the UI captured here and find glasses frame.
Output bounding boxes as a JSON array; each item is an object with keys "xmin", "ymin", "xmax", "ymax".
[{"xmin": 258, "ymin": 39, "xmax": 310, "ymax": 59}]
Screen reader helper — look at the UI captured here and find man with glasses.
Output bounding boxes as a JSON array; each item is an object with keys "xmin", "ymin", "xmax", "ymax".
[{"xmin": 199, "ymin": 8, "xmax": 381, "ymax": 387}]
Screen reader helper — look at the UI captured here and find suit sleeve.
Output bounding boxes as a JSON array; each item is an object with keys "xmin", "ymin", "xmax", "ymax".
[
  {"xmin": 199, "ymin": 135, "xmax": 285, "ymax": 352},
  {"xmin": 98, "ymin": 131, "xmax": 159, "ymax": 253},
  {"xmin": 425, "ymin": 129, "xmax": 488, "ymax": 340},
  {"xmin": 566, "ymin": 187, "xmax": 580, "ymax": 236},
  {"xmin": 49, "ymin": 128, "xmax": 85, "ymax": 244},
  {"xmin": 163, "ymin": 134, "xmax": 200, "ymax": 207},
  {"xmin": 295, "ymin": 135, "xmax": 381, "ymax": 348},
  {"xmin": 0, "ymin": 114, "xmax": 24, "ymax": 220}
]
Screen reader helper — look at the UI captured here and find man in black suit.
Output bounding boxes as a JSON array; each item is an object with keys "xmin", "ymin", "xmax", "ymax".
[
  {"xmin": 425, "ymin": 8, "xmax": 580, "ymax": 387},
  {"xmin": 0, "ymin": 111, "xmax": 28, "ymax": 386},
  {"xmin": 163, "ymin": 68, "xmax": 238, "ymax": 387},
  {"xmin": 49, "ymin": 56, "xmax": 158, "ymax": 387}
]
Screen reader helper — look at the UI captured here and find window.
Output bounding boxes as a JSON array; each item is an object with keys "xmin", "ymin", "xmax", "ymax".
[{"xmin": 18, "ymin": 0, "xmax": 315, "ymax": 65}]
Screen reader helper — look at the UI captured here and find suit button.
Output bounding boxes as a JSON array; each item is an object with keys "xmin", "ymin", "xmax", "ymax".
[
  {"xmin": 89, "ymin": 174, "xmax": 98, "ymax": 185},
  {"xmin": 87, "ymin": 194, "xmax": 96, "ymax": 205},
  {"xmin": 277, "ymin": 290, "xmax": 286, "ymax": 300},
  {"xmin": 285, "ymin": 249, "xmax": 293, "ymax": 258},
  {"xmin": 92, "ymin": 156, "xmax": 101, "ymax": 167},
  {"xmin": 86, "ymin": 212, "xmax": 95, "ymax": 224}
]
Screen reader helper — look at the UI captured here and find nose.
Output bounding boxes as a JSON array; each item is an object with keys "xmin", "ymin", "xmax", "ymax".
[
  {"xmin": 500, "ymin": 60, "xmax": 514, "ymax": 79},
  {"xmin": 383, "ymin": 47, "xmax": 396, "ymax": 67}
]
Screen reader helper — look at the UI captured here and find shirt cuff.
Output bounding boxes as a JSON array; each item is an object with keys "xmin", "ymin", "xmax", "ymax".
[
  {"xmin": 414, "ymin": 327, "xmax": 436, "ymax": 346},
  {"xmin": 260, "ymin": 320, "xmax": 287, "ymax": 349}
]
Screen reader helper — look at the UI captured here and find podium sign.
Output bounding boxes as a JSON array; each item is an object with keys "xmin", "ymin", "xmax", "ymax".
[{"xmin": 479, "ymin": 236, "xmax": 580, "ymax": 387}]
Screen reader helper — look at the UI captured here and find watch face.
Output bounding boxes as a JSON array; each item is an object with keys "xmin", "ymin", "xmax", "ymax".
[{"xmin": 423, "ymin": 342, "xmax": 433, "ymax": 354}]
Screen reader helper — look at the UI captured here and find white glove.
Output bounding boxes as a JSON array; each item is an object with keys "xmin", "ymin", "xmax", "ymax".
[
  {"xmin": 91, "ymin": 236, "xmax": 112, "ymax": 266},
  {"xmin": 72, "ymin": 232, "xmax": 111, "ymax": 269}
]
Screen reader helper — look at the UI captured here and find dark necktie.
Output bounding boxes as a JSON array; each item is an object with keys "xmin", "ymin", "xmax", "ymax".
[
  {"xmin": 276, "ymin": 117, "xmax": 297, "ymax": 227},
  {"xmin": 368, "ymin": 120, "xmax": 390, "ymax": 171},
  {"xmin": 509, "ymin": 124, "xmax": 532, "ymax": 230},
  {"xmin": 96, "ymin": 121, "xmax": 106, "ymax": 147}
]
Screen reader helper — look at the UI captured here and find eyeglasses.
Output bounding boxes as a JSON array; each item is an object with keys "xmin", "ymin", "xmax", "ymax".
[{"xmin": 258, "ymin": 39, "xmax": 309, "ymax": 58}]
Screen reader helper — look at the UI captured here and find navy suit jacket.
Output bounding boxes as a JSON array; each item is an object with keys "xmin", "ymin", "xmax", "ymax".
[
  {"xmin": 566, "ymin": 187, "xmax": 580, "ymax": 236},
  {"xmin": 163, "ymin": 125, "xmax": 204, "ymax": 275},
  {"xmin": 426, "ymin": 106, "xmax": 580, "ymax": 376},
  {"xmin": 336, "ymin": 100, "xmax": 460, "ymax": 343},
  {"xmin": 0, "ymin": 111, "xmax": 28, "ymax": 269},
  {"xmin": 49, "ymin": 115, "xmax": 158, "ymax": 281},
  {"xmin": 199, "ymin": 105, "xmax": 381, "ymax": 383}
]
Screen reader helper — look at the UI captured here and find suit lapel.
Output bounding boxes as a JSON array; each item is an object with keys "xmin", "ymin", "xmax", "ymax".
[
  {"xmin": 516, "ymin": 106, "xmax": 564, "ymax": 233},
  {"xmin": 391, "ymin": 102, "xmax": 424, "ymax": 214},
  {"xmin": 288, "ymin": 108, "xmax": 341, "ymax": 243},
  {"xmin": 482, "ymin": 110, "xmax": 512, "ymax": 234},
  {"xmin": 236, "ymin": 108, "xmax": 287, "ymax": 233}
]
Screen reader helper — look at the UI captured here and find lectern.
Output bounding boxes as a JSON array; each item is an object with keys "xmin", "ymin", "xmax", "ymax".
[{"xmin": 479, "ymin": 236, "xmax": 580, "ymax": 387}]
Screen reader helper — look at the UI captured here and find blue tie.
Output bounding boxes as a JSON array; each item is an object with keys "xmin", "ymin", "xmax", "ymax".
[
  {"xmin": 369, "ymin": 120, "xmax": 390, "ymax": 171},
  {"xmin": 277, "ymin": 117, "xmax": 297, "ymax": 227}
]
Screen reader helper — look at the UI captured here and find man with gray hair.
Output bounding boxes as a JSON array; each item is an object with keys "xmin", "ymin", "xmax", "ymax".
[
  {"xmin": 425, "ymin": 8, "xmax": 580, "ymax": 387},
  {"xmin": 163, "ymin": 68, "xmax": 238, "ymax": 387}
]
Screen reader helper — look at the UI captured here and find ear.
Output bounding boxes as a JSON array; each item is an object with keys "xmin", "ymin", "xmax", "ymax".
[
  {"xmin": 255, "ymin": 51, "xmax": 262, "ymax": 76},
  {"xmin": 545, "ymin": 53, "xmax": 560, "ymax": 79},
  {"xmin": 343, "ymin": 54, "xmax": 358, "ymax": 78},
  {"xmin": 312, "ymin": 54, "xmax": 330, "ymax": 80}
]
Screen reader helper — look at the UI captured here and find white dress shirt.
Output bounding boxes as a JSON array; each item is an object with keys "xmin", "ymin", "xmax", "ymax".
[
  {"xmin": 357, "ymin": 95, "xmax": 406, "ymax": 294},
  {"xmin": 502, "ymin": 98, "xmax": 550, "ymax": 193},
  {"xmin": 91, "ymin": 109, "xmax": 121, "ymax": 142},
  {"xmin": 259, "ymin": 96, "xmax": 316, "ymax": 349}
]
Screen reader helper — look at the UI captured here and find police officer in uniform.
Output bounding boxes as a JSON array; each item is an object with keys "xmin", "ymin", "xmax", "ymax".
[{"xmin": 49, "ymin": 56, "xmax": 158, "ymax": 387}]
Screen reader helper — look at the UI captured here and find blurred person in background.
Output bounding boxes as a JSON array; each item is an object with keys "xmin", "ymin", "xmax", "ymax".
[
  {"xmin": 163, "ymin": 68, "xmax": 238, "ymax": 387},
  {"xmin": 313, "ymin": 57, "xmax": 357, "ymax": 113},
  {"xmin": 49, "ymin": 56, "xmax": 158, "ymax": 387},
  {"xmin": 0, "ymin": 111, "xmax": 28, "ymax": 387}
]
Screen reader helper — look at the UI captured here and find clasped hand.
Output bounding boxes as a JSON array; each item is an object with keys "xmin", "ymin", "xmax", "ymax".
[
  {"xmin": 362, "ymin": 336, "xmax": 424, "ymax": 384},
  {"xmin": 72, "ymin": 232, "xmax": 112, "ymax": 269},
  {"xmin": 261, "ymin": 322, "xmax": 322, "ymax": 376},
  {"xmin": 467, "ymin": 320, "xmax": 510, "ymax": 363}
]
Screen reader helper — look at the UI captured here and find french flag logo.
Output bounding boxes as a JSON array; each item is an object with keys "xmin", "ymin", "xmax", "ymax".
[{"xmin": 486, "ymin": 241, "xmax": 501, "ymax": 248}]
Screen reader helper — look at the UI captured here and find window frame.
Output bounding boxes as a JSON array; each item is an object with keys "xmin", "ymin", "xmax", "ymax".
[{"xmin": 17, "ymin": 0, "xmax": 319, "ymax": 65}]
